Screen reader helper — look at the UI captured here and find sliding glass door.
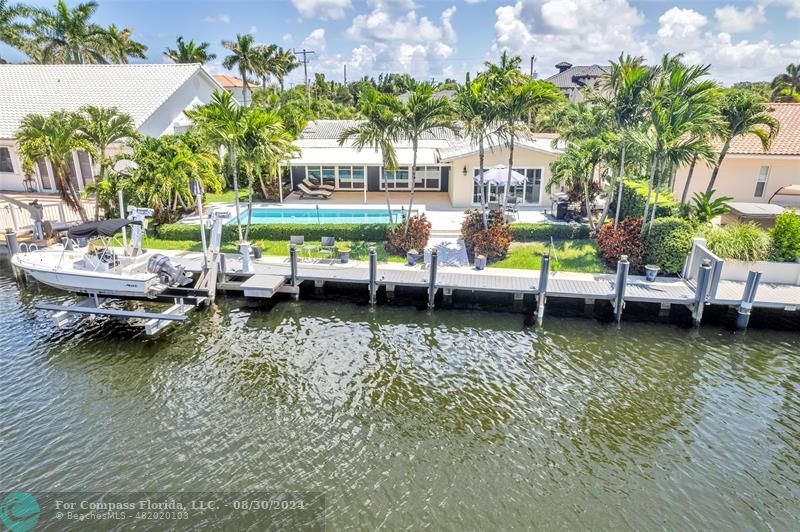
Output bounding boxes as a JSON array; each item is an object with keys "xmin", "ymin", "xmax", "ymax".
[{"xmin": 472, "ymin": 168, "xmax": 542, "ymax": 205}]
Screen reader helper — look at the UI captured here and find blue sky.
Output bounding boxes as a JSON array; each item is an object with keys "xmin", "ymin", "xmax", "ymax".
[{"xmin": 3, "ymin": 0, "xmax": 799, "ymax": 85}]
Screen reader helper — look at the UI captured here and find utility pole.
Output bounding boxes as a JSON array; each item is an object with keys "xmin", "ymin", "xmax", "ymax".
[
  {"xmin": 343, "ymin": 64, "xmax": 347, "ymax": 84},
  {"xmin": 530, "ymin": 55, "xmax": 536, "ymax": 78},
  {"xmin": 292, "ymin": 48, "xmax": 315, "ymax": 102}
]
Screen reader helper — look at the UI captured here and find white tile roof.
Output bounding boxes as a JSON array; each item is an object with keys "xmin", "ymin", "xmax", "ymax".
[
  {"xmin": 300, "ymin": 120, "xmax": 458, "ymax": 142},
  {"xmin": 0, "ymin": 64, "xmax": 217, "ymax": 139}
]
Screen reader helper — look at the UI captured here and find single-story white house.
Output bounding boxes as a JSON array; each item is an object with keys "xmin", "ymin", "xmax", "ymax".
[
  {"xmin": 0, "ymin": 63, "xmax": 224, "ymax": 193},
  {"xmin": 673, "ymin": 103, "xmax": 800, "ymax": 206},
  {"xmin": 288, "ymin": 120, "xmax": 564, "ymax": 209}
]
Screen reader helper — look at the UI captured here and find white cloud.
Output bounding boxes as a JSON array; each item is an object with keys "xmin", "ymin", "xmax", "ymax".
[
  {"xmin": 282, "ymin": 33, "xmax": 293, "ymax": 43},
  {"xmin": 291, "ymin": 0, "xmax": 352, "ymax": 20},
  {"xmin": 657, "ymin": 7, "xmax": 707, "ymax": 42},
  {"xmin": 766, "ymin": 0, "xmax": 800, "ymax": 18},
  {"xmin": 302, "ymin": 29, "xmax": 327, "ymax": 53},
  {"xmin": 203, "ymin": 14, "xmax": 230, "ymax": 24},
  {"xmin": 249, "ymin": 25, "xmax": 258, "ymax": 34},
  {"xmin": 715, "ymin": 4, "xmax": 766, "ymax": 33}
]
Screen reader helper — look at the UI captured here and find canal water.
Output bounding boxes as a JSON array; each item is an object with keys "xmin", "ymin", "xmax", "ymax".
[{"xmin": 1, "ymin": 265, "xmax": 798, "ymax": 530}]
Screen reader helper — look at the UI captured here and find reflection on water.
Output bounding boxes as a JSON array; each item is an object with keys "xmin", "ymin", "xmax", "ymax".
[{"xmin": 1, "ymin": 265, "xmax": 798, "ymax": 530}]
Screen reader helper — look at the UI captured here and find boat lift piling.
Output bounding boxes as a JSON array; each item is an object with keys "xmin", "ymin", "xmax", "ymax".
[
  {"xmin": 536, "ymin": 252, "xmax": 550, "ymax": 323},
  {"xmin": 613, "ymin": 255, "xmax": 630, "ymax": 322},
  {"xmin": 427, "ymin": 249, "xmax": 439, "ymax": 309},
  {"xmin": 290, "ymin": 245, "xmax": 299, "ymax": 300},
  {"xmin": 735, "ymin": 270, "xmax": 762, "ymax": 330},
  {"xmin": 692, "ymin": 259, "xmax": 713, "ymax": 326},
  {"xmin": 368, "ymin": 247, "xmax": 377, "ymax": 306}
]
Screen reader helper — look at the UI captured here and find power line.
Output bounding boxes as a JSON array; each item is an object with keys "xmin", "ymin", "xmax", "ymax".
[{"xmin": 292, "ymin": 48, "xmax": 315, "ymax": 101}]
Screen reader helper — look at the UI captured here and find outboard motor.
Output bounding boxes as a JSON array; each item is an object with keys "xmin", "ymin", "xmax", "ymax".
[{"xmin": 147, "ymin": 254, "xmax": 192, "ymax": 286}]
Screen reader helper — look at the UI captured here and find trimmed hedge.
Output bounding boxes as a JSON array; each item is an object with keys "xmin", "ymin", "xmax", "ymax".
[
  {"xmin": 611, "ymin": 179, "xmax": 677, "ymax": 221},
  {"xmin": 645, "ymin": 217, "xmax": 696, "ymax": 274},
  {"xmin": 511, "ymin": 223, "xmax": 591, "ymax": 241},
  {"xmin": 157, "ymin": 223, "xmax": 391, "ymax": 242}
]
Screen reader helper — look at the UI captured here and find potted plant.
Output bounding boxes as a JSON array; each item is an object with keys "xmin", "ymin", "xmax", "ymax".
[
  {"xmin": 406, "ymin": 249, "xmax": 418, "ymax": 266},
  {"xmin": 644, "ymin": 264, "xmax": 660, "ymax": 282},
  {"xmin": 474, "ymin": 253, "xmax": 487, "ymax": 271},
  {"xmin": 338, "ymin": 247, "xmax": 351, "ymax": 263}
]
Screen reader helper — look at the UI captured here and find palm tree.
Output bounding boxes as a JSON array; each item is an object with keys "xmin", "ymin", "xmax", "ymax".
[
  {"xmin": 393, "ymin": 82, "xmax": 458, "ymax": 233},
  {"xmin": 495, "ymin": 79, "xmax": 562, "ymax": 211},
  {"xmin": 75, "ymin": 106, "xmax": 137, "ymax": 220},
  {"xmin": 595, "ymin": 54, "xmax": 651, "ymax": 227},
  {"xmin": 104, "ymin": 24, "xmax": 146, "ymax": 64},
  {"xmin": 548, "ymin": 138, "xmax": 610, "ymax": 231},
  {"xmin": 339, "ymin": 87, "xmax": 401, "ymax": 221},
  {"xmin": 706, "ymin": 89, "xmax": 780, "ymax": 193},
  {"xmin": 771, "ymin": 63, "xmax": 800, "ymax": 102},
  {"xmin": 252, "ymin": 43, "xmax": 278, "ymax": 88},
  {"xmin": 455, "ymin": 74, "xmax": 497, "ymax": 228},
  {"xmin": 16, "ymin": 111, "xmax": 91, "ymax": 221},
  {"xmin": 165, "ymin": 36, "xmax": 216, "ymax": 64},
  {"xmin": 29, "ymin": 0, "xmax": 108, "ymax": 64},
  {"xmin": 0, "ymin": 0, "xmax": 31, "ymax": 61},
  {"xmin": 222, "ymin": 34, "xmax": 259, "ymax": 106},
  {"xmin": 271, "ymin": 47, "xmax": 300, "ymax": 92},
  {"xmin": 185, "ymin": 90, "xmax": 247, "ymax": 242}
]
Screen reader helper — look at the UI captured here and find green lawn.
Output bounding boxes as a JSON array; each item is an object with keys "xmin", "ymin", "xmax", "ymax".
[
  {"xmin": 142, "ymin": 236, "xmax": 405, "ymax": 262},
  {"xmin": 491, "ymin": 240, "xmax": 608, "ymax": 273},
  {"xmin": 204, "ymin": 189, "xmax": 251, "ymax": 203}
]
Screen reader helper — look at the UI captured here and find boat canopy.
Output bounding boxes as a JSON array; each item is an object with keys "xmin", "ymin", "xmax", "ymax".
[{"xmin": 68, "ymin": 219, "xmax": 142, "ymax": 238}]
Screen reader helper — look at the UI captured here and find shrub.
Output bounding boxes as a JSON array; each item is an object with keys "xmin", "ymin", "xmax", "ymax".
[
  {"xmin": 461, "ymin": 209, "xmax": 512, "ymax": 261},
  {"xmin": 611, "ymin": 180, "xmax": 677, "ymax": 221},
  {"xmin": 769, "ymin": 210, "xmax": 800, "ymax": 262},
  {"xmin": 702, "ymin": 223, "xmax": 771, "ymax": 262},
  {"xmin": 510, "ymin": 223, "xmax": 591, "ymax": 241},
  {"xmin": 645, "ymin": 217, "xmax": 696, "ymax": 274},
  {"xmin": 595, "ymin": 217, "xmax": 648, "ymax": 272},
  {"xmin": 157, "ymin": 223, "xmax": 390, "ymax": 242},
  {"xmin": 384, "ymin": 215, "xmax": 431, "ymax": 255}
]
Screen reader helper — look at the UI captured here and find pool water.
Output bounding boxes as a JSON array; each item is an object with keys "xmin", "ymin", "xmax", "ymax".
[{"xmin": 234, "ymin": 208, "xmax": 404, "ymax": 224}]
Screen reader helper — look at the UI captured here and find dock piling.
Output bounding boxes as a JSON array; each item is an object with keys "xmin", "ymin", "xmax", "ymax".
[
  {"xmin": 368, "ymin": 247, "xmax": 377, "ymax": 305},
  {"xmin": 735, "ymin": 270, "xmax": 762, "ymax": 330},
  {"xmin": 692, "ymin": 259, "xmax": 713, "ymax": 326},
  {"xmin": 536, "ymin": 253, "xmax": 550, "ymax": 322},
  {"xmin": 428, "ymin": 249, "xmax": 438, "ymax": 309},
  {"xmin": 5, "ymin": 229, "xmax": 19, "ymax": 257},
  {"xmin": 289, "ymin": 245, "xmax": 299, "ymax": 300},
  {"xmin": 613, "ymin": 255, "xmax": 629, "ymax": 322}
]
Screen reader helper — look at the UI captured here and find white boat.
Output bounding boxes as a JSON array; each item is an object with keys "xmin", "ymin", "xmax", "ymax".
[{"xmin": 11, "ymin": 218, "xmax": 192, "ymax": 299}]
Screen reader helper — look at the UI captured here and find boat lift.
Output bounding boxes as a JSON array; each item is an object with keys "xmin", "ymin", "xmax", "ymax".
[{"xmin": 35, "ymin": 189, "xmax": 226, "ymax": 335}]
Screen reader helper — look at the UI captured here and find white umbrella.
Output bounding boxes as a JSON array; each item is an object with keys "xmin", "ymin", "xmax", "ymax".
[{"xmin": 473, "ymin": 165, "xmax": 526, "ymax": 185}]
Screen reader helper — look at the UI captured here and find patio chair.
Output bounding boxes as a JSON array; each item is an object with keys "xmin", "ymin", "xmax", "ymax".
[
  {"xmin": 318, "ymin": 236, "xmax": 336, "ymax": 260},
  {"xmin": 301, "ymin": 177, "xmax": 335, "ymax": 193},
  {"xmin": 505, "ymin": 197, "xmax": 520, "ymax": 220},
  {"xmin": 289, "ymin": 235, "xmax": 307, "ymax": 259},
  {"xmin": 297, "ymin": 182, "xmax": 332, "ymax": 199}
]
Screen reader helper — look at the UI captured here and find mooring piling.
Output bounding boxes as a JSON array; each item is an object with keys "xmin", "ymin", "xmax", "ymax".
[
  {"xmin": 613, "ymin": 255, "xmax": 629, "ymax": 322},
  {"xmin": 736, "ymin": 270, "xmax": 762, "ymax": 330},
  {"xmin": 368, "ymin": 247, "xmax": 377, "ymax": 305},
  {"xmin": 692, "ymin": 259, "xmax": 713, "ymax": 326},
  {"xmin": 289, "ymin": 245, "xmax": 299, "ymax": 300},
  {"xmin": 536, "ymin": 252, "xmax": 550, "ymax": 322},
  {"xmin": 428, "ymin": 249, "xmax": 439, "ymax": 309}
]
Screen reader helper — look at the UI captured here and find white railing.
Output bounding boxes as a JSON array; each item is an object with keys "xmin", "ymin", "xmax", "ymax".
[{"xmin": 1, "ymin": 201, "xmax": 95, "ymax": 232}]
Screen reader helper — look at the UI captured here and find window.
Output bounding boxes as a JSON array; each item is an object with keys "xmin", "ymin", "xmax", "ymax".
[
  {"xmin": 755, "ymin": 165, "xmax": 769, "ymax": 198},
  {"xmin": 306, "ymin": 166, "xmax": 336, "ymax": 188},
  {"xmin": 414, "ymin": 166, "xmax": 441, "ymax": 190},
  {"xmin": 77, "ymin": 150, "xmax": 94, "ymax": 184},
  {"xmin": 0, "ymin": 147, "xmax": 14, "ymax": 173},
  {"xmin": 37, "ymin": 159, "xmax": 52, "ymax": 190},
  {"xmin": 338, "ymin": 166, "xmax": 365, "ymax": 189},
  {"xmin": 382, "ymin": 167, "xmax": 410, "ymax": 189}
]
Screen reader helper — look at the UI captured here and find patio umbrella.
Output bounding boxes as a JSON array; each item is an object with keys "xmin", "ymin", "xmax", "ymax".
[{"xmin": 473, "ymin": 165, "xmax": 526, "ymax": 185}]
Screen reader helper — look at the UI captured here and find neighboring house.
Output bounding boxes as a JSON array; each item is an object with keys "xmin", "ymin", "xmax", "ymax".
[
  {"xmin": 397, "ymin": 89, "xmax": 455, "ymax": 103},
  {"xmin": 673, "ymin": 103, "xmax": 800, "ymax": 205},
  {"xmin": 213, "ymin": 74, "xmax": 247, "ymax": 105},
  {"xmin": 288, "ymin": 120, "xmax": 563, "ymax": 208},
  {"xmin": 0, "ymin": 63, "xmax": 223, "ymax": 192},
  {"xmin": 545, "ymin": 62, "xmax": 608, "ymax": 102}
]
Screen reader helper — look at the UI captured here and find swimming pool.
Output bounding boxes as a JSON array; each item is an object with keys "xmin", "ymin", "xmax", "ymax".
[{"xmin": 233, "ymin": 208, "xmax": 406, "ymax": 224}]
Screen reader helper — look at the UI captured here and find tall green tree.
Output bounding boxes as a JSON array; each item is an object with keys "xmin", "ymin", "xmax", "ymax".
[
  {"xmin": 339, "ymin": 87, "xmax": 401, "ymax": 221},
  {"xmin": 393, "ymin": 82, "xmax": 457, "ymax": 232},
  {"xmin": 29, "ymin": 0, "xmax": 108, "ymax": 63},
  {"xmin": 222, "ymin": 34, "xmax": 259, "ymax": 106},
  {"xmin": 16, "ymin": 111, "xmax": 91, "ymax": 221},
  {"xmin": 706, "ymin": 89, "xmax": 780, "ymax": 193},
  {"xmin": 185, "ymin": 90, "xmax": 247, "ymax": 241},
  {"xmin": 252, "ymin": 43, "xmax": 278, "ymax": 88},
  {"xmin": 75, "ymin": 106, "xmax": 137, "ymax": 220},
  {"xmin": 595, "ymin": 54, "xmax": 651, "ymax": 227},
  {"xmin": 165, "ymin": 36, "xmax": 216, "ymax": 63},
  {"xmin": 771, "ymin": 63, "xmax": 800, "ymax": 102},
  {"xmin": 0, "ymin": 0, "xmax": 30, "ymax": 61},
  {"xmin": 271, "ymin": 47, "xmax": 300, "ymax": 92},
  {"xmin": 103, "ymin": 24, "xmax": 146, "ymax": 64}
]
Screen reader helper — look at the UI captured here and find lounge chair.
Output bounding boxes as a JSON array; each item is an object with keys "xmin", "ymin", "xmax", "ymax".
[
  {"xmin": 297, "ymin": 182, "xmax": 332, "ymax": 199},
  {"xmin": 301, "ymin": 177, "xmax": 335, "ymax": 193}
]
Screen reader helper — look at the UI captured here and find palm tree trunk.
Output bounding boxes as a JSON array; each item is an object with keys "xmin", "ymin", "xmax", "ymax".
[
  {"xmin": 613, "ymin": 142, "xmax": 627, "ymax": 228},
  {"xmin": 647, "ymin": 159, "xmax": 664, "ymax": 236},
  {"xmin": 381, "ymin": 153, "xmax": 393, "ymax": 224},
  {"xmin": 258, "ymin": 174, "xmax": 269, "ymax": 199},
  {"xmin": 706, "ymin": 140, "xmax": 730, "ymax": 194},
  {"xmin": 94, "ymin": 147, "xmax": 105, "ymax": 221},
  {"xmin": 57, "ymin": 166, "xmax": 88, "ymax": 222},
  {"xmin": 404, "ymin": 139, "xmax": 418, "ymax": 235},
  {"xmin": 244, "ymin": 171, "xmax": 254, "ymax": 242},
  {"xmin": 478, "ymin": 139, "xmax": 487, "ymax": 230},
  {"xmin": 642, "ymin": 154, "xmax": 658, "ymax": 223},
  {"xmin": 584, "ymin": 164, "xmax": 596, "ymax": 231},
  {"xmin": 241, "ymin": 67, "xmax": 249, "ymax": 107},
  {"xmin": 681, "ymin": 155, "xmax": 698, "ymax": 204},
  {"xmin": 230, "ymin": 144, "xmax": 243, "ymax": 242},
  {"xmin": 503, "ymin": 135, "xmax": 515, "ymax": 212}
]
